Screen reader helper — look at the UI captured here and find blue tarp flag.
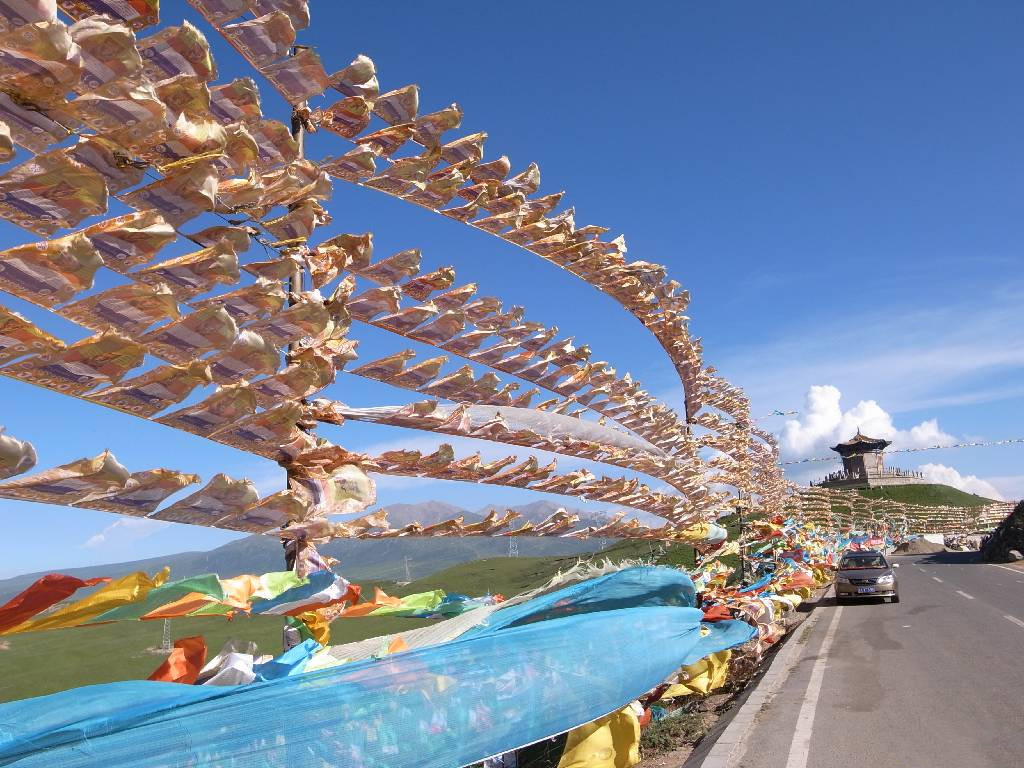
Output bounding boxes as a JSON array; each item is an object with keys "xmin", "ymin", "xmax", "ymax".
[
  {"xmin": 738, "ymin": 573, "xmax": 773, "ymax": 593},
  {"xmin": 0, "ymin": 567, "xmax": 754, "ymax": 767},
  {"xmin": 252, "ymin": 638, "xmax": 321, "ymax": 681},
  {"xmin": 463, "ymin": 565, "xmax": 697, "ymax": 637}
]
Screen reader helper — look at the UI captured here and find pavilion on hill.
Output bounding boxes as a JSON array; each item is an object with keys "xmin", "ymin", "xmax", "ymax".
[{"xmin": 814, "ymin": 429, "xmax": 925, "ymax": 489}]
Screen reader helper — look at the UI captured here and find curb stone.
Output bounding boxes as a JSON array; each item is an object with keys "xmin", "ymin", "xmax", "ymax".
[{"xmin": 683, "ymin": 586, "xmax": 832, "ymax": 768}]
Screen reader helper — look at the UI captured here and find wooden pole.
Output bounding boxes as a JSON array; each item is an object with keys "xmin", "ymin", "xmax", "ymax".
[
  {"xmin": 281, "ymin": 50, "xmax": 310, "ymax": 649},
  {"xmin": 284, "ymin": 46, "xmax": 307, "ymax": 547},
  {"xmin": 737, "ymin": 490, "xmax": 746, "ymax": 585}
]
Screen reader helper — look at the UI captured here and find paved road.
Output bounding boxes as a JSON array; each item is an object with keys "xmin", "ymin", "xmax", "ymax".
[{"xmin": 725, "ymin": 552, "xmax": 1024, "ymax": 768}]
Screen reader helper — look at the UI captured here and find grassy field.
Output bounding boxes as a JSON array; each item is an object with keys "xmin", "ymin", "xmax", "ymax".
[
  {"xmin": 0, "ymin": 537, "xmax": 700, "ymax": 704},
  {"xmin": 856, "ymin": 483, "xmax": 995, "ymax": 507},
  {"xmin": 0, "ymin": 603, "xmax": 463, "ymax": 704}
]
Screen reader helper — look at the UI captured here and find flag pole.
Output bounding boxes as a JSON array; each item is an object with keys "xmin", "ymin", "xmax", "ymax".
[{"xmin": 282, "ymin": 48, "xmax": 311, "ymax": 648}]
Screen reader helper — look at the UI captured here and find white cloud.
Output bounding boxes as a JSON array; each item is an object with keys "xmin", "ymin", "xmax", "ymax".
[
  {"xmin": 985, "ymin": 476, "xmax": 1024, "ymax": 502},
  {"xmin": 916, "ymin": 463, "xmax": 1004, "ymax": 500},
  {"xmin": 780, "ymin": 385, "xmax": 955, "ymax": 458},
  {"xmin": 713, "ymin": 291, "xmax": 1024, "ymax": 416},
  {"xmin": 82, "ymin": 517, "xmax": 170, "ymax": 549}
]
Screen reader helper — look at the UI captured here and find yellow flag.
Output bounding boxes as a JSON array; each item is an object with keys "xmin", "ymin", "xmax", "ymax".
[
  {"xmin": 6, "ymin": 568, "xmax": 170, "ymax": 635},
  {"xmin": 663, "ymin": 650, "xmax": 733, "ymax": 698},
  {"xmin": 557, "ymin": 706, "xmax": 640, "ymax": 768}
]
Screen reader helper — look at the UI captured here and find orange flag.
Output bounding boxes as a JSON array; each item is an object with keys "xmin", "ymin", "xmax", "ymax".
[
  {"xmin": 337, "ymin": 587, "xmax": 403, "ymax": 618},
  {"xmin": 147, "ymin": 636, "xmax": 208, "ymax": 685}
]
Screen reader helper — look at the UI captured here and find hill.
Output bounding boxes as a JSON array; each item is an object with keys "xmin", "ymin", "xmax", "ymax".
[
  {"xmin": 0, "ymin": 501, "xmax": 617, "ymax": 602},
  {"xmin": 393, "ymin": 538, "xmax": 667, "ymax": 598},
  {"xmin": 377, "ymin": 501, "xmax": 478, "ymax": 527},
  {"xmin": 856, "ymin": 483, "xmax": 997, "ymax": 507},
  {"xmin": 477, "ymin": 499, "xmax": 615, "ymax": 528}
]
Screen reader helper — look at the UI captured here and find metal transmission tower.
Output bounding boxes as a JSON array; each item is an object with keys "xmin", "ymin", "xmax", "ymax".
[
  {"xmin": 161, "ymin": 619, "xmax": 171, "ymax": 652},
  {"xmin": 397, "ymin": 556, "xmax": 413, "ymax": 586},
  {"xmin": 508, "ymin": 538, "xmax": 519, "ymax": 558}
]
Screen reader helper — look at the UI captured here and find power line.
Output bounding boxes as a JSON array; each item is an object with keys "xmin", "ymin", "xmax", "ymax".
[
  {"xmin": 780, "ymin": 437, "xmax": 1024, "ymax": 465},
  {"xmin": 753, "ymin": 410, "xmax": 798, "ymax": 421}
]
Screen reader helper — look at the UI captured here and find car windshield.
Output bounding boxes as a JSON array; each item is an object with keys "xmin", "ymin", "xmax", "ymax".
[{"xmin": 840, "ymin": 555, "xmax": 886, "ymax": 569}]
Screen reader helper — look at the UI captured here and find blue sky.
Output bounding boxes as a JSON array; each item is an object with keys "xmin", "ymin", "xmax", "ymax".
[{"xmin": 0, "ymin": 1, "xmax": 1021, "ymax": 577}]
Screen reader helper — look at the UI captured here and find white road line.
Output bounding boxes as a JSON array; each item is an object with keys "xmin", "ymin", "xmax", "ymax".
[
  {"xmin": 932, "ymin": 576, "xmax": 944, "ymax": 583},
  {"xmin": 784, "ymin": 606, "xmax": 844, "ymax": 768},
  {"xmin": 706, "ymin": 601, "xmax": 828, "ymax": 768},
  {"xmin": 988, "ymin": 563, "xmax": 1024, "ymax": 575},
  {"xmin": 1005, "ymin": 615, "xmax": 1024, "ymax": 629},
  {"xmin": 956, "ymin": 590, "xmax": 975, "ymax": 600}
]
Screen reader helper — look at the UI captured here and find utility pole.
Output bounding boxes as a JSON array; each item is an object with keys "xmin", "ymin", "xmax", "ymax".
[
  {"xmin": 286, "ymin": 47, "xmax": 307, "ymax": 379},
  {"xmin": 284, "ymin": 44, "xmax": 309, "ymax": 531},
  {"xmin": 737, "ymin": 490, "xmax": 746, "ymax": 585},
  {"xmin": 281, "ymin": 48, "xmax": 310, "ymax": 650}
]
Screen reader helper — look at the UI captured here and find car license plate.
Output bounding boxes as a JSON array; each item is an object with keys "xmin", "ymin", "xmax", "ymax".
[{"xmin": 857, "ymin": 587, "xmax": 875, "ymax": 594}]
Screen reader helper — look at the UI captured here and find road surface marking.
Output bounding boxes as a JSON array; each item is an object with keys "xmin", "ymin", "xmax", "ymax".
[
  {"xmin": 932, "ymin": 576, "xmax": 943, "ymax": 583},
  {"xmin": 956, "ymin": 590, "xmax": 975, "ymax": 600},
  {"xmin": 988, "ymin": 563, "xmax": 1024, "ymax": 575},
  {"xmin": 1004, "ymin": 615, "xmax": 1024, "ymax": 629},
  {"xmin": 784, "ymin": 606, "xmax": 844, "ymax": 768}
]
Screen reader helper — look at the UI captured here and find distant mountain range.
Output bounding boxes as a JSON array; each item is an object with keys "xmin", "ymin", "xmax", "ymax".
[
  {"xmin": 0, "ymin": 501, "xmax": 615, "ymax": 602},
  {"xmin": 379, "ymin": 499, "xmax": 615, "ymax": 529}
]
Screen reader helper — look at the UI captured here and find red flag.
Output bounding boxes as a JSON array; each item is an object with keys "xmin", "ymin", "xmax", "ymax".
[
  {"xmin": 701, "ymin": 604, "xmax": 734, "ymax": 623},
  {"xmin": 0, "ymin": 574, "xmax": 110, "ymax": 633}
]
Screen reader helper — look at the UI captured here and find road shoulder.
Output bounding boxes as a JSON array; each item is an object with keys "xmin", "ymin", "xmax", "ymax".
[{"xmin": 682, "ymin": 587, "xmax": 832, "ymax": 768}]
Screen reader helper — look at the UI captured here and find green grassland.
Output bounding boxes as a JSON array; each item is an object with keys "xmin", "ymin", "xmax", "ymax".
[{"xmin": 856, "ymin": 483, "xmax": 995, "ymax": 507}]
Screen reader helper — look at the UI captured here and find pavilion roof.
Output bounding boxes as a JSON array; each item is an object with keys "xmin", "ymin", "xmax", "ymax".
[{"xmin": 831, "ymin": 430, "xmax": 892, "ymax": 455}]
